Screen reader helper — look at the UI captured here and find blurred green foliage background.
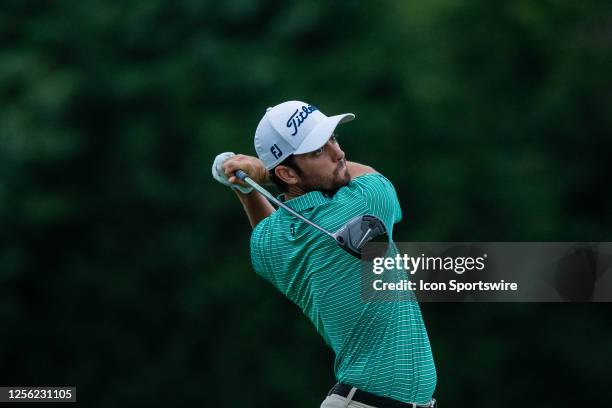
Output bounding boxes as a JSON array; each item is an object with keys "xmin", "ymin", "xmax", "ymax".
[{"xmin": 1, "ymin": 1, "xmax": 611, "ymax": 407}]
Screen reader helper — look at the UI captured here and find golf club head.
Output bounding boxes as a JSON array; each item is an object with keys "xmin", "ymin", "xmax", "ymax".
[{"xmin": 333, "ymin": 215, "xmax": 389, "ymax": 259}]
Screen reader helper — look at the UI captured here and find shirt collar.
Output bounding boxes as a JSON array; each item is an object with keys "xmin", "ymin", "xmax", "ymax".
[{"xmin": 277, "ymin": 191, "xmax": 331, "ymax": 212}]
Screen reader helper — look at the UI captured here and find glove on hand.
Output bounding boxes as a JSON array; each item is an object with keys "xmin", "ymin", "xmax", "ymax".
[{"xmin": 211, "ymin": 152, "xmax": 253, "ymax": 194}]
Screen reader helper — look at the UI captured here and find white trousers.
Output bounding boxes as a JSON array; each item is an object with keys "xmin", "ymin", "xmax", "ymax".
[
  {"xmin": 320, "ymin": 390, "xmax": 377, "ymax": 408},
  {"xmin": 320, "ymin": 387, "xmax": 436, "ymax": 408}
]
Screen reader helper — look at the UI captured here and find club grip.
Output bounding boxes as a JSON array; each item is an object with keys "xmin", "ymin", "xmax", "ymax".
[{"xmin": 235, "ymin": 170, "xmax": 249, "ymax": 181}]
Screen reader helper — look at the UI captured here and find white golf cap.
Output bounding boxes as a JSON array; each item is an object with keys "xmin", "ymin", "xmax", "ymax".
[{"xmin": 254, "ymin": 100, "xmax": 355, "ymax": 170}]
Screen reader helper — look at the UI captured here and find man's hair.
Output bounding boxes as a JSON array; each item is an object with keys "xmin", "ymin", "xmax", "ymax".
[{"xmin": 269, "ymin": 155, "xmax": 301, "ymax": 193}]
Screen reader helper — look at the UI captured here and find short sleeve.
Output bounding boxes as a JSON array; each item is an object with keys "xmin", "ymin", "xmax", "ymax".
[
  {"xmin": 250, "ymin": 218, "xmax": 271, "ymax": 280},
  {"xmin": 351, "ymin": 173, "xmax": 403, "ymax": 230}
]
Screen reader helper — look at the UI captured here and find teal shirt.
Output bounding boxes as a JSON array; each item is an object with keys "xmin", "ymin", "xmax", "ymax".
[{"xmin": 250, "ymin": 173, "xmax": 436, "ymax": 404}]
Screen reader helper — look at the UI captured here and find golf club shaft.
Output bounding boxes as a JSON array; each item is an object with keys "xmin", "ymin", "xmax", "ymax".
[{"xmin": 235, "ymin": 170, "xmax": 335, "ymax": 239}]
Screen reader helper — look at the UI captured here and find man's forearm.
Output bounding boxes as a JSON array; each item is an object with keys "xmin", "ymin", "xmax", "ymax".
[
  {"xmin": 235, "ymin": 190, "xmax": 275, "ymax": 228},
  {"xmin": 347, "ymin": 161, "xmax": 377, "ymax": 178},
  {"xmin": 220, "ymin": 154, "xmax": 274, "ymax": 228}
]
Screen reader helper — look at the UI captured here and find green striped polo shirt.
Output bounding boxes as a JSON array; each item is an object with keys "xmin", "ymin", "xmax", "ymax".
[{"xmin": 250, "ymin": 173, "xmax": 436, "ymax": 404}]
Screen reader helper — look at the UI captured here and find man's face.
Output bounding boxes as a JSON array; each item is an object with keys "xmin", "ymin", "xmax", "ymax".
[{"xmin": 293, "ymin": 134, "xmax": 351, "ymax": 195}]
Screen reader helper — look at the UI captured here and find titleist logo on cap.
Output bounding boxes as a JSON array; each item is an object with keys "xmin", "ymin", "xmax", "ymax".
[{"xmin": 286, "ymin": 105, "xmax": 318, "ymax": 136}]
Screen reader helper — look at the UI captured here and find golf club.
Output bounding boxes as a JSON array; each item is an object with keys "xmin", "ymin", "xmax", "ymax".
[{"xmin": 235, "ymin": 170, "xmax": 388, "ymax": 259}]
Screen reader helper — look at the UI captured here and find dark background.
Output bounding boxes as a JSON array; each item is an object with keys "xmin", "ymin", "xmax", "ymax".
[{"xmin": 1, "ymin": 1, "xmax": 611, "ymax": 407}]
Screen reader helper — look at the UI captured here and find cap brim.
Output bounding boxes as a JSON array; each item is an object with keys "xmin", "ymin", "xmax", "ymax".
[{"xmin": 293, "ymin": 113, "xmax": 355, "ymax": 155}]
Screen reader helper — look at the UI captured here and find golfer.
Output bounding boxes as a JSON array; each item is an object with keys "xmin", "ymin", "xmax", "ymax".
[{"xmin": 212, "ymin": 101, "xmax": 437, "ymax": 407}]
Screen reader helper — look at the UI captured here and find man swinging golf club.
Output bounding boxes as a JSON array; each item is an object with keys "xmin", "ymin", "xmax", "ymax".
[{"xmin": 212, "ymin": 101, "xmax": 437, "ymax": 407}]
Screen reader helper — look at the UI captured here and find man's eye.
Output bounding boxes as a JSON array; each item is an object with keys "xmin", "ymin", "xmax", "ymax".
[
  {"xmin": 330, "ymin": 135, "xmax": 338, "ymax": 144},
  {"xmin": 314, "ymin": 148, "xmax": 324, "ymax": 156}
]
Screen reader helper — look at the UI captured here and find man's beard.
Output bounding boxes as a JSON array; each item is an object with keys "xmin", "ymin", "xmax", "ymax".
[{"xmin": 299, "ymin": 161, "xmax": 351, "ymax": 196}]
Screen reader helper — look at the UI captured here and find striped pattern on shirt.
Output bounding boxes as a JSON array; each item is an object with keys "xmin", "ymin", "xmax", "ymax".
[{"xmin": 250, "ymin": 173, "xmax": 436, "ymax": 404}]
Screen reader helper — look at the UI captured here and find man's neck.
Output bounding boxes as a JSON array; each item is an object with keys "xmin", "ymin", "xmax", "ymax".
[
  {"xmin": 284, "ymin": 186, "xmax": 339, "ymax": 201},
  {"xmin": 284, "ymin": 185, "xmax": 306, "ymax": 201}
]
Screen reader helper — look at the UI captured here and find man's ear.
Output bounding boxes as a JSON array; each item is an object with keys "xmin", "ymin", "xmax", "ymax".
[{"xmin": 274, "ymin": 165, "xmax": 300, "ymax": 185}]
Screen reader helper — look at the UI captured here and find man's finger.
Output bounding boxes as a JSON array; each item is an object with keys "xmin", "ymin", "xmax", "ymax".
[{"xmin": 223, "ymin": 160, "xmax": 237, "ymax": 178}]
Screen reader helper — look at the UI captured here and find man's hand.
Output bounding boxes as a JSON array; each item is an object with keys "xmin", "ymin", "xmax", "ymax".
[
  {"xmin": 222, "ymin": 154, "xmax": 269, "ymax": 187},
  {"xmin": 212, "ymin": 152, "xmax": 253, "ymax": 194}
]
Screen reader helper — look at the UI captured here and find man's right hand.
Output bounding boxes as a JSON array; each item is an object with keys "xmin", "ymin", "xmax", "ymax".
[
  {"xmin": 212, "ymin": 152, "xmax": 254, "ymax": 194},
  {"xmin": 222, "ymin": 154, "xmax": 269, "ymax": 187}
]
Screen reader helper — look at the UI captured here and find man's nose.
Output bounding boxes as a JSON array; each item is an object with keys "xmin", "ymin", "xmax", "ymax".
[{"xmin": 329, "ymin": 140, "xmax": 345, "ymax": 161}]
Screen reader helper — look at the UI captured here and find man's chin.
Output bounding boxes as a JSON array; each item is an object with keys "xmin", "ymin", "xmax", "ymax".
[
  {"xmin": 302, "ymin": 169, "xmax": 351, "ymax": 196},
  {"xmin": 344, "ymin": 168, "xmax": 352, "ymax": 184},
  {"xmin": 323, "ymin": 173, "xmax": 351, "ymax": 196},
  {"xmin": 337, "ymin": 168, "xmax": 351, "ymax": 187}
]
